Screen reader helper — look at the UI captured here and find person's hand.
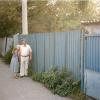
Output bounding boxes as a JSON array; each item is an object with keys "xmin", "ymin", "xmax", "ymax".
[
  {"xmin": 29, "ymin": 52, "xmax": 32, "ymax": 61},
  {"xmin": 29, "ymin": 57, "xmax": 32, "ymax": 61}
]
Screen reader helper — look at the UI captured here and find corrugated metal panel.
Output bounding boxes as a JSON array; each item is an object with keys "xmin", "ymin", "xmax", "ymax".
[
  {"xmin": 84, "ymin": 69, "xmax": 100, "ymax": 99},
  {"xmin": 55, "ymin": 32, "xmax": 66, "ymax": 69},
  {"xmin": 14, "ymin": 30, "xmax": 81, "ymax": 80},
  {"xmin": 6, "ymin": 37, "xmax": 13, "ymax": 53},
  {"xmin": 36, "ymin": 34, "xmax": 45, "ymax": 72},
  {"xmin": 44, "ymin": 34, "xmax": 50, "ymax": 71},
  {"xmin": 84, "ymin": 35, "xmax": 100, "ymax": 99},
  {"xmin": 66, "ymin": 31, "xmax": 81, "ymax": 80},
  {"xmin": 30, "ymin": 34, "xmax": 37, "ymax": 72},
  {"xmin": 49, "ymin": 33, "xmax": 55, "ymax": 69},
  {"xmin": 0, "ymin": 37, "xmax": 6, "ymax": 56},
  {"xmin": 85, "ymin": 36, "xmax": 100, "ymax": 72},
  {"xmin": 98, "ymin": 37, "xmax": 100, "ymax": 72},
  {"xmin": 13, "ymin": 34, "xmax": 19, "ymax": 47}
]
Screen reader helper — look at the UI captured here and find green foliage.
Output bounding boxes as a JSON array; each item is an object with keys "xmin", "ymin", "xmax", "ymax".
[
  {"xmin": 28, "ymin": 0, "xmax": 99, "ymax": 33},
  {"xmin": 32, "ymin": 72, "xmax": 43, "ymax": 82},
  {"xmin": 28, "ymin": 66, "xmax": 33, "ymax": 77},
  {"xmin": 0, "ymin": 0, "xmax": 99, "ymax": 34},
  {"xmin": 28, "ymin": 66, "xmax": 80, "ymax": 97},
  {"xmin": 0, "ymin": 1, "xmax": 21, "ymax": 37},
  {"xmin": 70, "ymin": 89, "xmax": 89, "ymax": 100},
  {"xmin": 4, "ymin": 47, "xmax": 13, "ymax": 64},
  {"xmin": 77, "ymin": 1, "xmax": 89, "ymax": 11},
  {"xmin": 41, "ymin": 67, "xmax": 59, "ymax": 89},
  {"xmin": 28, "ymin": 65, "xmax": 43, "ymax": 82}
]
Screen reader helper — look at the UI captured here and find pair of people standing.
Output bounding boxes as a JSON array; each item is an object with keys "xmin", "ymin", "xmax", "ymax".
[{"xmin": 10, "ymin": 39, "xmax": 32, "ymax": 78}]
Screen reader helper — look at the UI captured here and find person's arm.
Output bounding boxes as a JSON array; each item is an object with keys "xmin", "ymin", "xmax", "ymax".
[
  {"xmin": 29, "ymin": 46, "xmax": 32, "ymax": 60},
  {"xmin": 29, "ymin": 51, "xmax": 32, "ymax": 61}
]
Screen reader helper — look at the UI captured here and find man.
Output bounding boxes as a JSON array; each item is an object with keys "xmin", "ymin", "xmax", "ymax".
[{"xmin": 19, "ymin": 39, "xmax": 32, "ymax": 77}]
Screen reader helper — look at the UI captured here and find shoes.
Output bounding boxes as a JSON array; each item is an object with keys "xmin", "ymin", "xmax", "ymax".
[
  {"xmin": 20, "ymin": 76, "xmax": 24, "ymax": 78},
  {"xmin": 18, "ymin": 75, "xmax": 28, "ymax": 78},
  {"xmin": 24, "ymin": 75, "xmax": 28, "ymax": 77},
  {"xmin": 14, "ymin": 76, "xmax": 19, "ymax": 79}
]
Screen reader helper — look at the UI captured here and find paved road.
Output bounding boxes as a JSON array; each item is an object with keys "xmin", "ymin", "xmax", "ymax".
[{"xmin": 0, "ymin": 59, "xmax": 72, "ymax": 100}]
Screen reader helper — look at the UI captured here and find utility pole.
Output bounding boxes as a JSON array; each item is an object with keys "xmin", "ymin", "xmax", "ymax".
[{"xmin": 22, "ymin": 0, "xmax": 28, "ymax": 35}]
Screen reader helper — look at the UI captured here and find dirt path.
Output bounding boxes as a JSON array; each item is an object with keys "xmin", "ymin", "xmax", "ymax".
[{"xmin": 0, "ymin": 58, "xmax": 72, "ymax": 100}]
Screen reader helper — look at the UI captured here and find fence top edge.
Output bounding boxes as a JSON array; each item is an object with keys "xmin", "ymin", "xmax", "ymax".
[
  {"xmin": 85, "ymin": 34, "xmax": 100, "ymax": 37},
  {"xmin": 17, "ymin": 30, "xmax": 81, "ymax": 36}
]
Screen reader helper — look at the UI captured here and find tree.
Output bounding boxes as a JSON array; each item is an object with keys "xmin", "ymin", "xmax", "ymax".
[
  {"xmin": 26, "ymin": 0, "xmax": 100, "ymax": 32},
  {"xmin": 0, "ymin": 1, "xmax": 21, "ymax": 37}
]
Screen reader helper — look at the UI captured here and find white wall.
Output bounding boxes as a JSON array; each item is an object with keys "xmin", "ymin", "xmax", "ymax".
[
  {"xmin": 0, "ymin": 38, "xmax": 6, "ymax": 56},
  {"xmin": 0, "ymin": 37, "xmax": 13, "ymax": 56},
  {"xmin": 84, "ymin": 24, "xmax": 100, "ymax": 34},
  {"xmin": 6, "ymin": 37, "xmax": 13, "ymax": 53}
]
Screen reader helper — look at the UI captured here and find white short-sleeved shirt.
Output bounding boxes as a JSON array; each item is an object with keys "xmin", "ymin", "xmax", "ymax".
[{"xmin": 20, "ymin": 44, "xmax": 32, "ymax": 56}]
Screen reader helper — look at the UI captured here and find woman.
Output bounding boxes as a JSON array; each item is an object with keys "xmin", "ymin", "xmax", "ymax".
[{"xmin": 10, "ymin": 47, "xmax": 20, "ymax": 79}]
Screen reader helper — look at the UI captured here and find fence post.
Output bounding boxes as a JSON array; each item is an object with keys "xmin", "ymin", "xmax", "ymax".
[{"xmin": 80, "ymin": 28, "xmax": 85, "ymax": 90}]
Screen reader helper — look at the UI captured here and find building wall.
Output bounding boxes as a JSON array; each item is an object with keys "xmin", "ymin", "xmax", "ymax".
[
  {"xmin": 0, "ymin": 37, "xmax": 13, "ymax": 56},
  {"xmin": 0, "ymin": 38, "xmax": 6, "ymax": 56},
  {"xmin": 83, "ymin": 24, "xmax": 100, "ymax": 34}
]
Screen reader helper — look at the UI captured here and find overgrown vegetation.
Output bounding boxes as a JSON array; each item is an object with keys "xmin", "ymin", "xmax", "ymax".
[
  {"xmin": 28, "ymin": 65, "xmax": 33, "ymax": 77},
  {"xmin": 28, "ymin": 66, "xmax": 89, "ymax": 100},
  {"xmin": 4, "ymin": 47, "xmax": 13, "ymax": 64},
  {"xmin": 70, "ymin": 91, "xmax": 88, "ymax": 100},
  {"xmin": 28, "ymin": 66, "xmax": 92, "ymax": 100}
]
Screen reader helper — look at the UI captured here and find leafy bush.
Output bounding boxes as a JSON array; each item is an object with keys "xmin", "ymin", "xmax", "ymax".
[
  {"xmin": 32, "ymin": 72, "xmax": 43, "ymax": 82},
  {"xmin": 41, "ymin": 67, "xmax": 59, "ymax": 89},
  {"xmin": 70, "ymin": 89, "xmax": 88, "ymax": 100},
  {"xmin": 42, "ymin": 67, "xmax": 79, "ymax": 96},
  {"xmin": 4, "ymin": 47, "xmax": 13, "ymax": 64},
  {"xmin": 28, "ymin": 66, "xmax": 43, "ymax": 82},
  {"xmin": 28, "ymin": 66, "xmax": 33, "ymax": 77},
  {"xmin": 28, "ymin": 66, "xmax": 80, "ymax": 97}
]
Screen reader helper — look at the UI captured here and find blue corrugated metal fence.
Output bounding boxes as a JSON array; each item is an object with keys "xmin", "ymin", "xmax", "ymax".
[
  {"xmin": 84, "ymin": 34, "xmax": 100, "ymax": 99},
  {"xmin": 14, "ymin": 30, "xmax": 81, "ymax": 80},
  {"xmin": 13, "ymin": 31, "xmax": 100, "ymax": 99}
]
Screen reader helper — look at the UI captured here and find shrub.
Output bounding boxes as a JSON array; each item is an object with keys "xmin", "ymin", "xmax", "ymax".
[
  {"xmin": 54, "ymin": 79, "xmax": 79, "ymax": 96},
  {"xmin": 70, "ymin": 89, "xmax": 88, "ymax": 100},
  {"xmin": 28, "ymin": 66, "xmax": 80, "ymax": 97},
  {"xmin": 32, "ymin": 72, "xmax": 43, "ymax": 82},
  {"xmin": 28, "ymin": 66, "xmax": 33, "ymax": 77},
  {"xmin": 41, "ymin": 67, "xmax": 59, "ymax": 89},
  {"xmin": 4, "ymin": 47, "xmax": 13, "ymax": 64}
]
